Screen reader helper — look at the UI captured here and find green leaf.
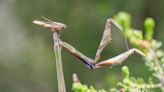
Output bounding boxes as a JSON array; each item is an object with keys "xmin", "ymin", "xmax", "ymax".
[{"xmin": 144, "ymin": 18, "xmax": 155, "ymax": 41}]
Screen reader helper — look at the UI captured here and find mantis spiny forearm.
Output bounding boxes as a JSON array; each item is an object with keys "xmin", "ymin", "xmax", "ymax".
[{"xmin": 60, "ymin": 41, "xmax": 145, "ymax": 69}]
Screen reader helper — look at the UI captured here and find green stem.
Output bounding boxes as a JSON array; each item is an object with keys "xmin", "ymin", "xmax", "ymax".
[{"xmin": 53, "ymin": 32, "xmax": 66, "ymax": 92}]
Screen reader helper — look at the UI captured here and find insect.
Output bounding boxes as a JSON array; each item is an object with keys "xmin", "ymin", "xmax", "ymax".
[
  {"xmin": 33, "ymin": 18, "xmax": 145, "ymax": 70},
  {"xmin": 33, "ymin": 17, "xmax": 145, "ymax": 92}
]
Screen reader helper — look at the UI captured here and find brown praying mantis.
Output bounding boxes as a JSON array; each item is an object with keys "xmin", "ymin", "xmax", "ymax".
[
  {"xmin": 33, "ymin": 17, "xmax": 145, "ymax": 92},
  {"xmin": 33, "ymin": 18, "xmax": 145, "ymax": 69}
]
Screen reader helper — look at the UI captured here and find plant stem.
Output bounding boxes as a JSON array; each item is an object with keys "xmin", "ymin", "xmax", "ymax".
[{"xmin": 53, "ymin": 32, "xmax": 66, "ymax": 92}]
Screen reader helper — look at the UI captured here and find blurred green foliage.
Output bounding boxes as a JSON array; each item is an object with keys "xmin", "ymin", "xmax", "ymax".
[{"xmin": 0, "ymin": 0, "xmax": 164, "ymax": 92}]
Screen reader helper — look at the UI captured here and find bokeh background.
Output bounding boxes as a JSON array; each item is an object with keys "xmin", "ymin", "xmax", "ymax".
[{"xmin": 0, "ymin": 0, "xmax": 164, "ymax": 92}]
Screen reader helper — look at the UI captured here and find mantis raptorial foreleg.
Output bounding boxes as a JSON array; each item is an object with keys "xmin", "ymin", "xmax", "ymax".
[
  {"xmin": 95, "ymin": 18, "xmax": 123, "ymax": 62},
  {"xmin": 59, "ymin": 18, "xmax": 145, "ymax": 70},
  {"xmin": 94, "ymin": 48, "xmax": 145, "ymax": 69},
  {"xmin": 60, "ymin": 41, "xmax": 95, "ymax": 69},
  {"xmin": 60, "ymin": 41, "xmax": 145, "ymax": 69}
]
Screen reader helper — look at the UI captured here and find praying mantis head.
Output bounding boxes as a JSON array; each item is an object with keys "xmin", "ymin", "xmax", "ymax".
[{"xmin": 33, "ymin": 17, "xmax": 67, "ymax": 32}]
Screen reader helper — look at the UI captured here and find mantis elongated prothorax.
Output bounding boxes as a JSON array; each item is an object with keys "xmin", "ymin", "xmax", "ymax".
[
  {"xmin": 33, "ymin": 19, "xmax": 67, "ymax": 92},
  {"xmin": 33, "ymin": 18, "xmax": 145, "ymax": 92}
]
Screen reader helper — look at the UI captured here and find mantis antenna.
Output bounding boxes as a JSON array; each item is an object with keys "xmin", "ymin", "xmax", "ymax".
[{"xmin": 41, "ymin": 16, "xmax": 54, "ymax": 22}]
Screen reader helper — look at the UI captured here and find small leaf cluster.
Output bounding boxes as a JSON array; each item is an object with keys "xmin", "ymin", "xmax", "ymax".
[
  {"xmin": 72, "ymin": 82, "xmax": 106, "ymax": 92},
  {"xmin": 110, "ymin": 66, "xmax": 161, "ymax": 92},
  {"xmin": 113, "ymin": 12, "xmax": 164, "ymax": 91}
]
